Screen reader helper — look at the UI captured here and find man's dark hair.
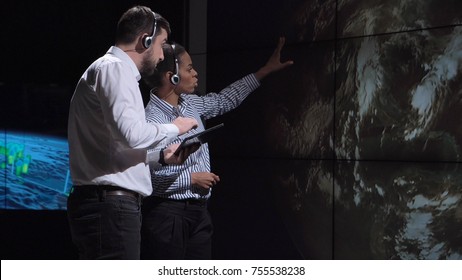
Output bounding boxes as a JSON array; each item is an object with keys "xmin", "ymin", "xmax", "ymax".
[{"xmin": 116, "ymin": 5, "xmax": 171, "ymax": 45}]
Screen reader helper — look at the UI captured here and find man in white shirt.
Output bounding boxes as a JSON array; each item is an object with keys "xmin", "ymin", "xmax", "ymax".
[{"xmin": 67, "ymin": 5, "xmax": 198, "ymax": 259}]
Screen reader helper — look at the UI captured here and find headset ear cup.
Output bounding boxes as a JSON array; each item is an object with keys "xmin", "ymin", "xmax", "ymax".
[
  {"xmin": 169, "ymin": 44, "xmax": 180, "ymax": 85},
  {"xmin": 170, "ymin": 74, "xmax": 180, "ymax": 85},
  {"xmin": 143, "ymin": 36, "xmax": 152, "ymax": 49},
  {"xmin": 142, "ymin": 12, "xmax": 157, "ymax": 49}
]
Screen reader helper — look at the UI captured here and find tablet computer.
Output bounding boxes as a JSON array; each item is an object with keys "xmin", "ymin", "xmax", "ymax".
[{"xmin": 174, "ymin": 123, "xmax": 224, "ymax": 155}]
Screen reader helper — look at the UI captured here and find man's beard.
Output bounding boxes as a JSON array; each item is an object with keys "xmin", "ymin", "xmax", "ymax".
[{"xmin": 139, "ymin": 48, "xmax": 157, "ymax": 77}]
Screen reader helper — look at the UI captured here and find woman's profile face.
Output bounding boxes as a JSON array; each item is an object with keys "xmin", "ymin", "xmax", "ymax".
[{"xmin": 175, "ymin": 51, "xmax": 198, "ymax": 94}]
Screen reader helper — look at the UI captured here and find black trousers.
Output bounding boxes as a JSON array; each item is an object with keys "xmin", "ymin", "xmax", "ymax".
[
  {"xmin": 141, "ymin": 197, "xmax": 213, "ymax": 260},
  {"xmin": 67, "ymin": 185, "xmax": 142, "ymax": 259}
]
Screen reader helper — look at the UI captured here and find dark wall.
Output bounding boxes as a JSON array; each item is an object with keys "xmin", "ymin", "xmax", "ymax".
[
  {"xmin": 2, "ymin": 0, "xmax": 187, "ymax": 86},
  {"xmin": 0, "ymin": 210, "xmax": 76, "ymax": 259}
]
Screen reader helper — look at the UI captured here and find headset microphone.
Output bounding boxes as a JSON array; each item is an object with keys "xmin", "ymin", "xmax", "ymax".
[
  {"xmin": 142, "ymin": 12, "xmax": 158, "ymax": 49},
  {"xmin": 170, "ymin": 44, "xmax": 181, "ymax": 85}
]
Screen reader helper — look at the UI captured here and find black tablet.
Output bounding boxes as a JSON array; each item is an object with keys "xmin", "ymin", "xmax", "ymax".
[{"xmin": 173, "ymin": 123, "xmax": 225, "ymax": 155}]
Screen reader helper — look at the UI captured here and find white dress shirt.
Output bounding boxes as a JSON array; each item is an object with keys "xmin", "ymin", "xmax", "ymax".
[{"xmin": 68, "ymin": 46, "xmax": 178, "ymax": 196}]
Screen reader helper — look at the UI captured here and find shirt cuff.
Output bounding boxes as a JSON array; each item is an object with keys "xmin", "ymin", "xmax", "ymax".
[
  {"xmin": 146, "ymin": 148, "xmax": 161, "ymax": 169},
  {"xmin": 163, "ymin": 123, "xmax": 180, "ymax": 142}
]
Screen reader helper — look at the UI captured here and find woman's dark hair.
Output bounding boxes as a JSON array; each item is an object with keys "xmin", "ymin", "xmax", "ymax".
[
  {"xmin": 116, "ymin": 5, "xmax": 171, "ymax": 45},
  {"xmin": 143, "ymin": 42, "xmax": 186, "ymax": 88}
]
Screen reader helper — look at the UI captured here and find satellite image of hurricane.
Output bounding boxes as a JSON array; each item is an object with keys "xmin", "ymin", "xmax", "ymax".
[{"xmin": 256, "ymin": 0, "xmax": 462, "ymax": 259}]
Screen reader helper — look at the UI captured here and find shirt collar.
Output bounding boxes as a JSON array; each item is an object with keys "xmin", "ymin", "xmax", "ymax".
[{"xmin": 107, "ymin": 46, "xmax": 141, "ymax": 81}]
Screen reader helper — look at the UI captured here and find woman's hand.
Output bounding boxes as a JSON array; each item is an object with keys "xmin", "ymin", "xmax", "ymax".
[
  {"xmin": 255, "ymin": 37, "xmax": 294, "ymax": 81},
  {"xmin": 191, "ymin": 172, "xmax": 220, "ymax": 189}
]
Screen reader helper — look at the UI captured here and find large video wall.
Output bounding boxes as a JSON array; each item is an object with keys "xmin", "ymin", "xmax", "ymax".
[{"xmin": 206, "ymin": 0, "xmax": 462, "ymax": 259}]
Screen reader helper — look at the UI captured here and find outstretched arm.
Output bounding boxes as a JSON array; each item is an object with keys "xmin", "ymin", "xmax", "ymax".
[{"xmin": 254, "ymin": 37, "xmax": 294, "ymax": 81}]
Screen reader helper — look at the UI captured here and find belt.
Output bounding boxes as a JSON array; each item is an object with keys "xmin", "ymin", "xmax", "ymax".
[{"xmin": 71, "ymin": 185, "xmax": 141, "ymax": 200}]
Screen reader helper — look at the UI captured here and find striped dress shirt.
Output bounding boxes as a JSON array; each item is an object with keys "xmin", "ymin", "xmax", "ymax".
[{"xmin": 145, "ymin": 74, "xmax": 260, "ymax": 200}]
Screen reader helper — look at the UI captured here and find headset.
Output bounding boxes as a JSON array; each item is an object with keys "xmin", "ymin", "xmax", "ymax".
[
  {"xmin": 142, "ymin": 12, "xmax": 158, "ymax": 49},
  {"xmin": 170, "ymin": 43, "xmax": 181, "ymax": 85}
]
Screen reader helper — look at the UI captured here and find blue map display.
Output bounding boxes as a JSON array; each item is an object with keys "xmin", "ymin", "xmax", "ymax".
[{"xmin": 0, "ymin": 131, "xmax": 72, "ymax": 210}]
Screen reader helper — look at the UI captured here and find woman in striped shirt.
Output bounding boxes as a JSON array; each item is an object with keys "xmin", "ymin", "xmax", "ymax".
[{"xmin": 141, "ymin": 38, "xmax": 293, "ymax": 259}]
